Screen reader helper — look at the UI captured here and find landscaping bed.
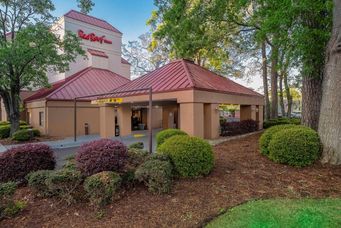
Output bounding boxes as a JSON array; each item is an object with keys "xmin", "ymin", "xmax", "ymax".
[
  {"xmin": 0, "ymin": 135, "xmax": 62, "ymax": 145},
  {"xmin": 1, "ymin": 133, "xmax": 341, "ymax": 227}
]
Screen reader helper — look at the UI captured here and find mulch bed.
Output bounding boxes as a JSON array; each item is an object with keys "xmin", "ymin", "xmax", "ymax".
[{"xmin": 1, "ymin": 133, "xmax": 341, "ymax": 228}]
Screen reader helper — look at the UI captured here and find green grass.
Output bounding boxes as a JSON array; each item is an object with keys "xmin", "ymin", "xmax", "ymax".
[{"xmin": 206, "ymin": 198, "xmax": 341, "ymax": 228}]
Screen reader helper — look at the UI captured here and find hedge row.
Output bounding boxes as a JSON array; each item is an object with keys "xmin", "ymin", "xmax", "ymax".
[
  {"xmin": 220, "ymin": 119, "xmax": 259, "ymax": 136},
  {"xmin": 263, "ymin": 117, "xmax": 301, "ymax": 129}
]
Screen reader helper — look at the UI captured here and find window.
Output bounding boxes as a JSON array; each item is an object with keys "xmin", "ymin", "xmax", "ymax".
[{"xmin": 39, "ymin": 111, "xmax": 44, "ymax": 126}]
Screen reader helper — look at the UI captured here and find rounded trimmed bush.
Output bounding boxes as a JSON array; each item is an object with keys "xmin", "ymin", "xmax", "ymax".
[
  {"xmin": 156, "ymin": 129, "xmax": 188, "ymax": 148},
  {"xmin": 268, "ymin": 127, "xmax": 321, "ymax": 167},
  {"xmin": 0, "ymin": 125, "xmax": 10, "ymax": 139},
  {"xmin": 158, "ymin": 135, "xmax": 214, "ymax": 177},
  {"xmin": 76, "ymin": 139, "xmax": 128, "ymax": 176},
  {"xmin": 259, "ymin": 124, "xmax": 299, "ymax": 156},
  {"xmin": 0, "ymin": 144, "xmax": 55, "ymax": 183},
  {"xmin": 84, "ymin": 171, "xmax": 121, "ymax": 207}
]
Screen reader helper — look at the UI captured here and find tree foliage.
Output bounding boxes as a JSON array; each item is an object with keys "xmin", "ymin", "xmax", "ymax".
[
  {"xmin": 0, "ymin": 0, "xmax": 93, "ymax": 134},
  {"xmin": 122, "ymin": 32, "xmax": 169, "ymax": 77}
]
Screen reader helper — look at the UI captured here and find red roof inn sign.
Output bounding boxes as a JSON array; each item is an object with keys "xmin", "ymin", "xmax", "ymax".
[{"xmin": 78, "ymin": 29, "xmax": 112, "ymax": 44}]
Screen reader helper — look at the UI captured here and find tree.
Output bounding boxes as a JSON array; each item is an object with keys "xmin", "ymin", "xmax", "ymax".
[
  {"xmin": 149, "ymin": 0, "xmax": 232, "ymax": 74},
  {"xmin": 319, "ymin": 0, "xmax": 341, "ymax": 165},
  {"xmin": 253, "ymin": 0, "xmax": 332, "ymax": 129},
  {"xmin": 77, "ymin": 0, "xmax": 95, "ymax": 14},
  {"xmin": 0, "ymin": 0, "xmax": 91, "ymax": 134},
  {"xmin": 122, "ymin": 32, "xmax": 169, "ymax": 77}
]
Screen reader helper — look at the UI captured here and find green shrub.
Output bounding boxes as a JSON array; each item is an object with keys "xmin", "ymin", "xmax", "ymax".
[
  {"xmin": 0, "ymin": 125, "xmax": 10, "ymax": 139},
  {"xmin": 0, "ymin": 182, "xmax": 17, "ymax": 219},
  {"xmin": 26, "ymin": 170, "xmax": 54, "ymax": 197},
  {"xmin": 127, "ymin": 148, "xmax": 150, "ymax": 168},
  {"xmin": 32, "ymin": 129, "xmax": 40, "ymax": 137},
  {"xmin": 3, "ymin": 201, "xmax": 26, "ymax": 217},
  {"xmin": 63, "ymin": 157, "xmax": 77, "ymax": 171},
  {"xmin": 135, "ymin": 158, "xmax": 173, "ymax": 194},
  {"xmin": 45, "ymin": 169, "xmax": 83, "ymax": 204},
  {"xmin": 259, "ymin": 124, "xmax": 298, "ymax": 156},
  {"xmin": 19, "ymin": 120, "xmax": 27, "ymax": 126},
  {"xmin": 0, "ymin": 182, "xmax": 16, "ymax": 200},
  {"xmin": 263, "ymin": 118, "xmax": 301, "ymax": 129},
  {"xmin": 12, "ymin": 129, "xmax": 31, "ymax": 141},
  {"xmin": 158, "ymin": 135, "xmax": 214, "ymax": 177},
  {"xmin": 19, "ymin": 125, "xmax": 31, "ymax": 130},
  {"xmin": 128, "ymin": 142, "xmax": 144, "ymax": 150},
  {"xmin": 268, "ymin": 127, "xmax": 321, "ymax": 167},
  {"xmin": 0, "ymin": 121, "xmax": 9, "ymax": 126},
  {"xmin": 120, "ymin": 169, "xmax": 136, "ymax": 187},
  {"xmin": 12, "ymin": 128, "xmax": 40, "ymax": 141},
  {"xmin": 84, "ymin": 171, "xmax": 121, "ymax": 207},
  {"xmin": 156, "ymin": 129, "xmax": 188, "ymax": 148}
]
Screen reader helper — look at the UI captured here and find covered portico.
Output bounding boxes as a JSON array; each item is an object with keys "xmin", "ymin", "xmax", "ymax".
[{"xmin": 97, "ymin": 87, "xmax": 263, "ymax": 140}]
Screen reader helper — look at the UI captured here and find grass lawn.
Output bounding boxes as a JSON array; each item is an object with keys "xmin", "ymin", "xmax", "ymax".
[{"xmin": 206, "ymin": 198, "xmax": 341, "ymax": 228}]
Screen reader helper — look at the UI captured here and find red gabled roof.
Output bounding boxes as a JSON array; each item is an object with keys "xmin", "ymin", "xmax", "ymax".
[
  {"xmin": 25, "ymin": 67, "xmax": 130, "ymax": 102},
  {"xmin": 112, "ymin": 59, "xmax": 263, "ymax": 97},
  {"xmin": 64, "ymin": 10, "xmax": 122, "ymax": 34},
  {"xmin": 88, "ymin": 48, "xmax": 108, "ymax": 58}
]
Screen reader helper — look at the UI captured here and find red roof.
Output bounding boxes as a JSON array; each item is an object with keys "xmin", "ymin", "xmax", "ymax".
[
  {"xmin": 112, "ymin": 59, "xmax": 263, "ymax": 97},
  {"xmin": 25, "ymin": 67, "xmax": 130, "ymax": 102},
  {"xmin": 121, "ymin": 57, "xmax": 131, "ymax": 65},
  {"xmin": 64, "ymin": 10, "xmax": 122, "ymax": 34},
  {"xmin": 88, "ymin": 49, "xmax": 108, "ymax": 58}
]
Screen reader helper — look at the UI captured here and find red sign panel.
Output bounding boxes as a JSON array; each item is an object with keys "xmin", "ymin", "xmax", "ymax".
[{"xmin": 78, "ymin": 29, "xmax": 112, "ymax": 44}]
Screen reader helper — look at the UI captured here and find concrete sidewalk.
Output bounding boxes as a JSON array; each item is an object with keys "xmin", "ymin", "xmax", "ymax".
[{"xmin": 0, "ymin": 129, "xmax": 160, "ymax": 153}]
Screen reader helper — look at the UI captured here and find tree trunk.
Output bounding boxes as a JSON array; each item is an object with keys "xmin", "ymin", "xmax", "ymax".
[
  {"xmin": 318, "ymin": 0, "xmax": 341, "ymax": 165},
  {"xmin": 283, "ymin": 73, "xmax": 292, "ymax": 118},
  {"xmin": 301, "ymin": 76, "xmax": 322, "ymax": 130},
  {"xmin": 278, "ymin": 73, "xmax": 286, "ymax": 117},
  {"xmin": 270, "ymin": 47, "xmax": 278, "ymax": 119},
  {"xmin": 0, "ymin": 90, "xmax": 21, "ymax": 135},
  {"xmin": 262, "ymin": 42, "xmax": 271, "ymax": 120}
]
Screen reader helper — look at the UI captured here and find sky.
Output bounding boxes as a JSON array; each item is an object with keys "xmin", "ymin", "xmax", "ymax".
[
  {"xmin": 51, "ymin": 0, "xmax": 262, "ymax": 92},
  {"xmin": 52, "ymin": 0, "xmax": 155, "ymax": 43}
]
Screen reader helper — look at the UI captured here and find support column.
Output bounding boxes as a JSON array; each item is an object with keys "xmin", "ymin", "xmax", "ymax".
[
  {"xmin": 204, "ymin": 103, "xmax": 220, "ymax": 139},
  {"xmin": 258, "ymin": 105, "xmax": 264, "ymax": 130},
  {"xmin": 179, "ymin": 102, "xmax": 204, "ymax": 138},
  {"xmin": 240, "ymin": 105, "xmax": 257, "ymax": 121},
  {"xmin": 117, "ymin": 104, "xmax": 131, "ymax": 137},
  {"xmin": 99, "ymin": 105, "xmax": 115, "ymax": 138}
]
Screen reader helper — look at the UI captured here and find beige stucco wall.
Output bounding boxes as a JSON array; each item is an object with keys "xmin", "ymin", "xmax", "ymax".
[
  {"xmin": 193, "ymin": 90, "xmax": 264, "ymax": 105},
  {"xmin": 27, "ymin": 100, "xmax": 100, "ymax": 137},
  {"xmin": 48, "ymin": 13, "xmax": 131, "ymax": 83},
  {"xmin": 0, "ymin": 99, "xmax": 6, "ymax": 121},
  {"xmin": 99, "ymin": 105, "xmax": 115, "ymax": 138},
  {"xmin": 162, "ymin": 104, "xmax": 179, "ymax": 129},
  {"xmin": 179, "ymin": 103, "xmax": 204, "ymax": 138},
  {"xmin": 26, "ymin": 100, "xmax": 47, "ymax": 134},
  {"xmin": 204, "ymin": 103, "xmax": 220, "ymax": 139}
]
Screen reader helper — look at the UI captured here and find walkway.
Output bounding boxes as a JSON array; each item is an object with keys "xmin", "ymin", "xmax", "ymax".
[{"xmin": 0, "ymin": 129, "xmax": 160, "ymax": 153}]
